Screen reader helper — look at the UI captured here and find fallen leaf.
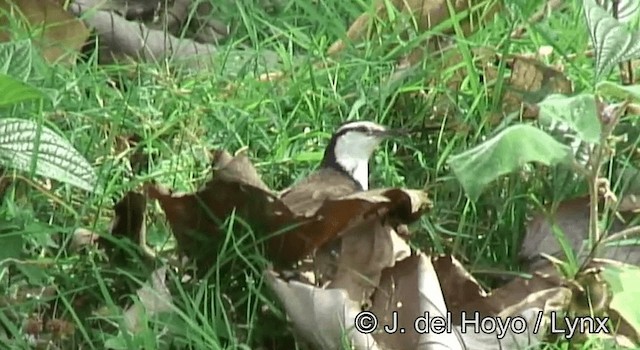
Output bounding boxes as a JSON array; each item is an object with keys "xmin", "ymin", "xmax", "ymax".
[
  {"xmin": 265, "ymin": 269, "xmax": 380, "ymax": 350},
  {"xmin": 0, "ymin": 0, "xmax": 90, "ymax": 64},
  {"xmin": 269, "ymin": 251, "xmax": 547, "ymax": 350},
  {"xmin": 123, "ymin": 266, "xmax": 173, "ymax": 332},
  {"xmin": 430, "ymin": 256, "xmax": 565, "ymax": 348},
  {"xmin": 327, "ymin": 0, "xmax": 501, "ymax": 57},
  {"xmin": 145, "ymin": 150, "xmax": 288, "ymax": 269},
  {"xmin": 432, "ymin": 255, "xmax": 569, "ymax": 325},
  {"xmin": 503, "ymin": 56, "xmax": 573, "ymax": 116},
  {"xmin": 208, "ymin": 148, "xmax": 271, "ymax": 191},
  {"xmin": 102, "ymin": 191, "xmax": 155, "ymax": 262},
  {"xmin": 70, "ymin": 227, "xmax": 99, "ymax": 251},
  {"xmin": 369, "ymin": 253, "xmax": 463, "ymax": 350},
  {"xmin": 431, "ymin": 255, "xmax": 490, "ymax": 323},
  {"xmin": 147, "ymin": 149, "xmax": 431, "ymax": 268},
  {"xmin": 519, "ymin": 196, "xmax": 640, "ymax": 270},
  {"xmin": 318, "ymin": 216, "xmax": 411, "ymax": 304}
]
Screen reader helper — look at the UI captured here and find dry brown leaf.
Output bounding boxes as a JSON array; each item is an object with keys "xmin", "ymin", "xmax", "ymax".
[
  {"xmin": 265, "ymin": 269, "xmax": 380, "ymax": 350},
  {"xmin": 208, "ymin": 149, "xmax": 271, "ymax": 191},
  {"xmin": 318, "ymin": 216, "xmax": 411, "ymax": 304},
  {"xmin": 70, "ymin": 227, "xmax": 99, "ymax": 251},
  {"xmin": 0, "ymin": 0, "xmax": 90, "ymax": 64},
  {"xmin": 145, "ymin": 150, "xmax": 288, "ymax": 269},
  {"xmin": 102, "ymin": 191, "xmax": 155, "ymax": 261},
  {"xmin": 147, "ymin": 149, "xmax": 431, "ymax": 268},
  {"xmin": 501, "ymin": 55, "xmax": 573, "ymax": 116},
  {"xmin": 520, "ymin": 196, "xmax": 640, "ymax": 271},
  {"xmin": 431, "ymin": 255, "xmax": 491, "ymax": 323},
  {"xmin": 267, "ymin": 253, "xmax": 463, "ymax": 350},
  {"xmin": 482, "ymin": 262, "xmax": 566, "ymax": 313},
  {"xmin": 498, "ymin": 286, "xmax": 571, "ymax": 321},
  {"xmin": 123, "ymin": 266, "xmax": 173, "ymax": 332},
  {"xmin": 269, "ymin": 252, "xmax": 544, "ymax": 350},
  {"xmin": 432, "ymin": 255, "xmax": 570, "ymax": 325},
  {"xmin": 327, "ymin": 0, "xmax": 501, "ymax": 57},
  {"xmin": 257, "ymin": 0, "xmax": 500, "ymax": 85},
  {"xmin": 270, "ymin": 187, "xmax": 427, "ymax": 264},
  {"xmin": 370, "ymin": 253, "xmax": 462, "ymax": 350}
]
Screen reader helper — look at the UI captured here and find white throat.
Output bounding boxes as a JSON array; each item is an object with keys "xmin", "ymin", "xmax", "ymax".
[
  {"xmin": 337, "ymin": 157, "xmax": 370, "ymax": 190},
  {"xmin": 333, "ymin": 131, "xmax": 384, "ymax": 190}
]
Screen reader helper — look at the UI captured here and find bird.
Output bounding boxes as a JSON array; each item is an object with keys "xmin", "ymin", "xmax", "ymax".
[{"xmin": 280, "ymin": 120, "xmax": 406, "ymax": 216}]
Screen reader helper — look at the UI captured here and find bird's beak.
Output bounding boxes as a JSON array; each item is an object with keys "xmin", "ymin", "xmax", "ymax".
[{"xmin": 379, "ymin": 127, "xmax": 410, "ymax": 137}]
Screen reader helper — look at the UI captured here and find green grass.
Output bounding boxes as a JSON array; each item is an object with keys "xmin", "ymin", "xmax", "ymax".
[{"xmin": 0, "ymin": 0, "xmax": 637, "ymax": 348}]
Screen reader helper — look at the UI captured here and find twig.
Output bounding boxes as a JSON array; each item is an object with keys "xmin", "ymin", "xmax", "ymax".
[
  {"xmin": 602, "ymin": 225, "xmax": 640, "ymax": 245},
  {"xmin": 581, "ymin": 101, "xmax": 629, "ymax": 272}
]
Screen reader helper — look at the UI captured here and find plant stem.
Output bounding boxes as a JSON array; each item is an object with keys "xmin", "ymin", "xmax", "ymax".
[{"xmin": 602, "ymin": 225, "xmax": 640, "ymax": 244}]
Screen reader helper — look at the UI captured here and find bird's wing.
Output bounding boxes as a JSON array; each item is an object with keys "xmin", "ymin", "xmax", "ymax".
[{"xmin": 280, "ymin": 169, "xmax": 360, "ymax": 216}]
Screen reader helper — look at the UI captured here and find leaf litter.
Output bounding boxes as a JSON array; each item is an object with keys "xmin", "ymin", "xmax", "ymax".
[{"xmin": 105, "ymin": 144, "xmax": 637, "ymax": 349}]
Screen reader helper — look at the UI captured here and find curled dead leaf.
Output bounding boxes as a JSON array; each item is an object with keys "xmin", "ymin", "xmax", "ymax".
[
  {"xmin": 314, "ymin": 215, "xmax": 411, "ymax": 305},
  {"xmin": 265, "ymin": 269, "xmax": 380, "ymax": 350},
  {"xmin": 431, "ymin": 255, "xmax": 491, "ymax": 323},
  {"xmin": 369, "ymin": 253, "xmax": 462, "ymax": 350},
  {"xmin": 147, "ymin": 149, "xmax": 431, "ymax": 268},
  {"xmin": 270, "ymin": 251, "xmax": 547, "ymax": 350},
  {"xmin": 102, "ymin": 191, "xmax": 155, "ymax": 262}
]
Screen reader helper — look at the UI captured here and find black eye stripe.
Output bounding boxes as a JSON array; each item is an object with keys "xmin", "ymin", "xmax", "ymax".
[{"xmin": 335, "ymin": 125, "xmax": 375, "ymax": 137}]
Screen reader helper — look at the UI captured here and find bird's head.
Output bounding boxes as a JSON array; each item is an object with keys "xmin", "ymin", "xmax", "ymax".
[{"xmin": 321, "ymin": 120, "xmax": 405, "ymax": 190}]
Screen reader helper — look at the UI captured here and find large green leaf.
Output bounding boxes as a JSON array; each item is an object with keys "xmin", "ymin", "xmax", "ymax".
[
  {"xmin": 448, "ymin": 124, "xmax": 574, "ymax": 201},
  {"xmin": 0, "ymin": 73, "xmax": 47, "ymax": 107},
  {"xmin": 601, "ymin": 0, "xmax": 640, "ymax": 24},
  {"xmin": 584, "ymin": 0, "xmax": 640, "ymax": 81},
  {"xmin": 0, "ymin": 118, "xmax": 97, "ymax": 192},
  {"xmin": 597, "ymin": 81, "xmax": 640, "ymax": 103},
  {"xmin": 537, "ymin": 94, "xmax": 601, "ymax": 144},
  {"xmin": 0, "ymin": 39, "xmax": 33, "ymax": 81},
  {"xmin": 600, "ymin": 261, "xmax": 640, "ymax": 335}
]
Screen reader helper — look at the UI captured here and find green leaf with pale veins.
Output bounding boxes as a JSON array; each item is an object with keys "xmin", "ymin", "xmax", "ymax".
[
  {"xmin": 601, "ymin": 261, "xmax": 640, "ymax": 335},
  {"xmin": 448, "ymin": 124, "xmax": 574, "ymax": 201},
  {"xmin": 0, "ymin": 39, "xmax": 33, "ymax": 81},
  {"xmin": 584, "ymin": 0, "xmax": 640, "ymax": 81},
  {"xmin": 537, "ymin": 94, "xmax": 601, "ymax": 144},
  {"xmin": 0, "ymin": 118, "xmax": 97, "ymax": 192}
]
